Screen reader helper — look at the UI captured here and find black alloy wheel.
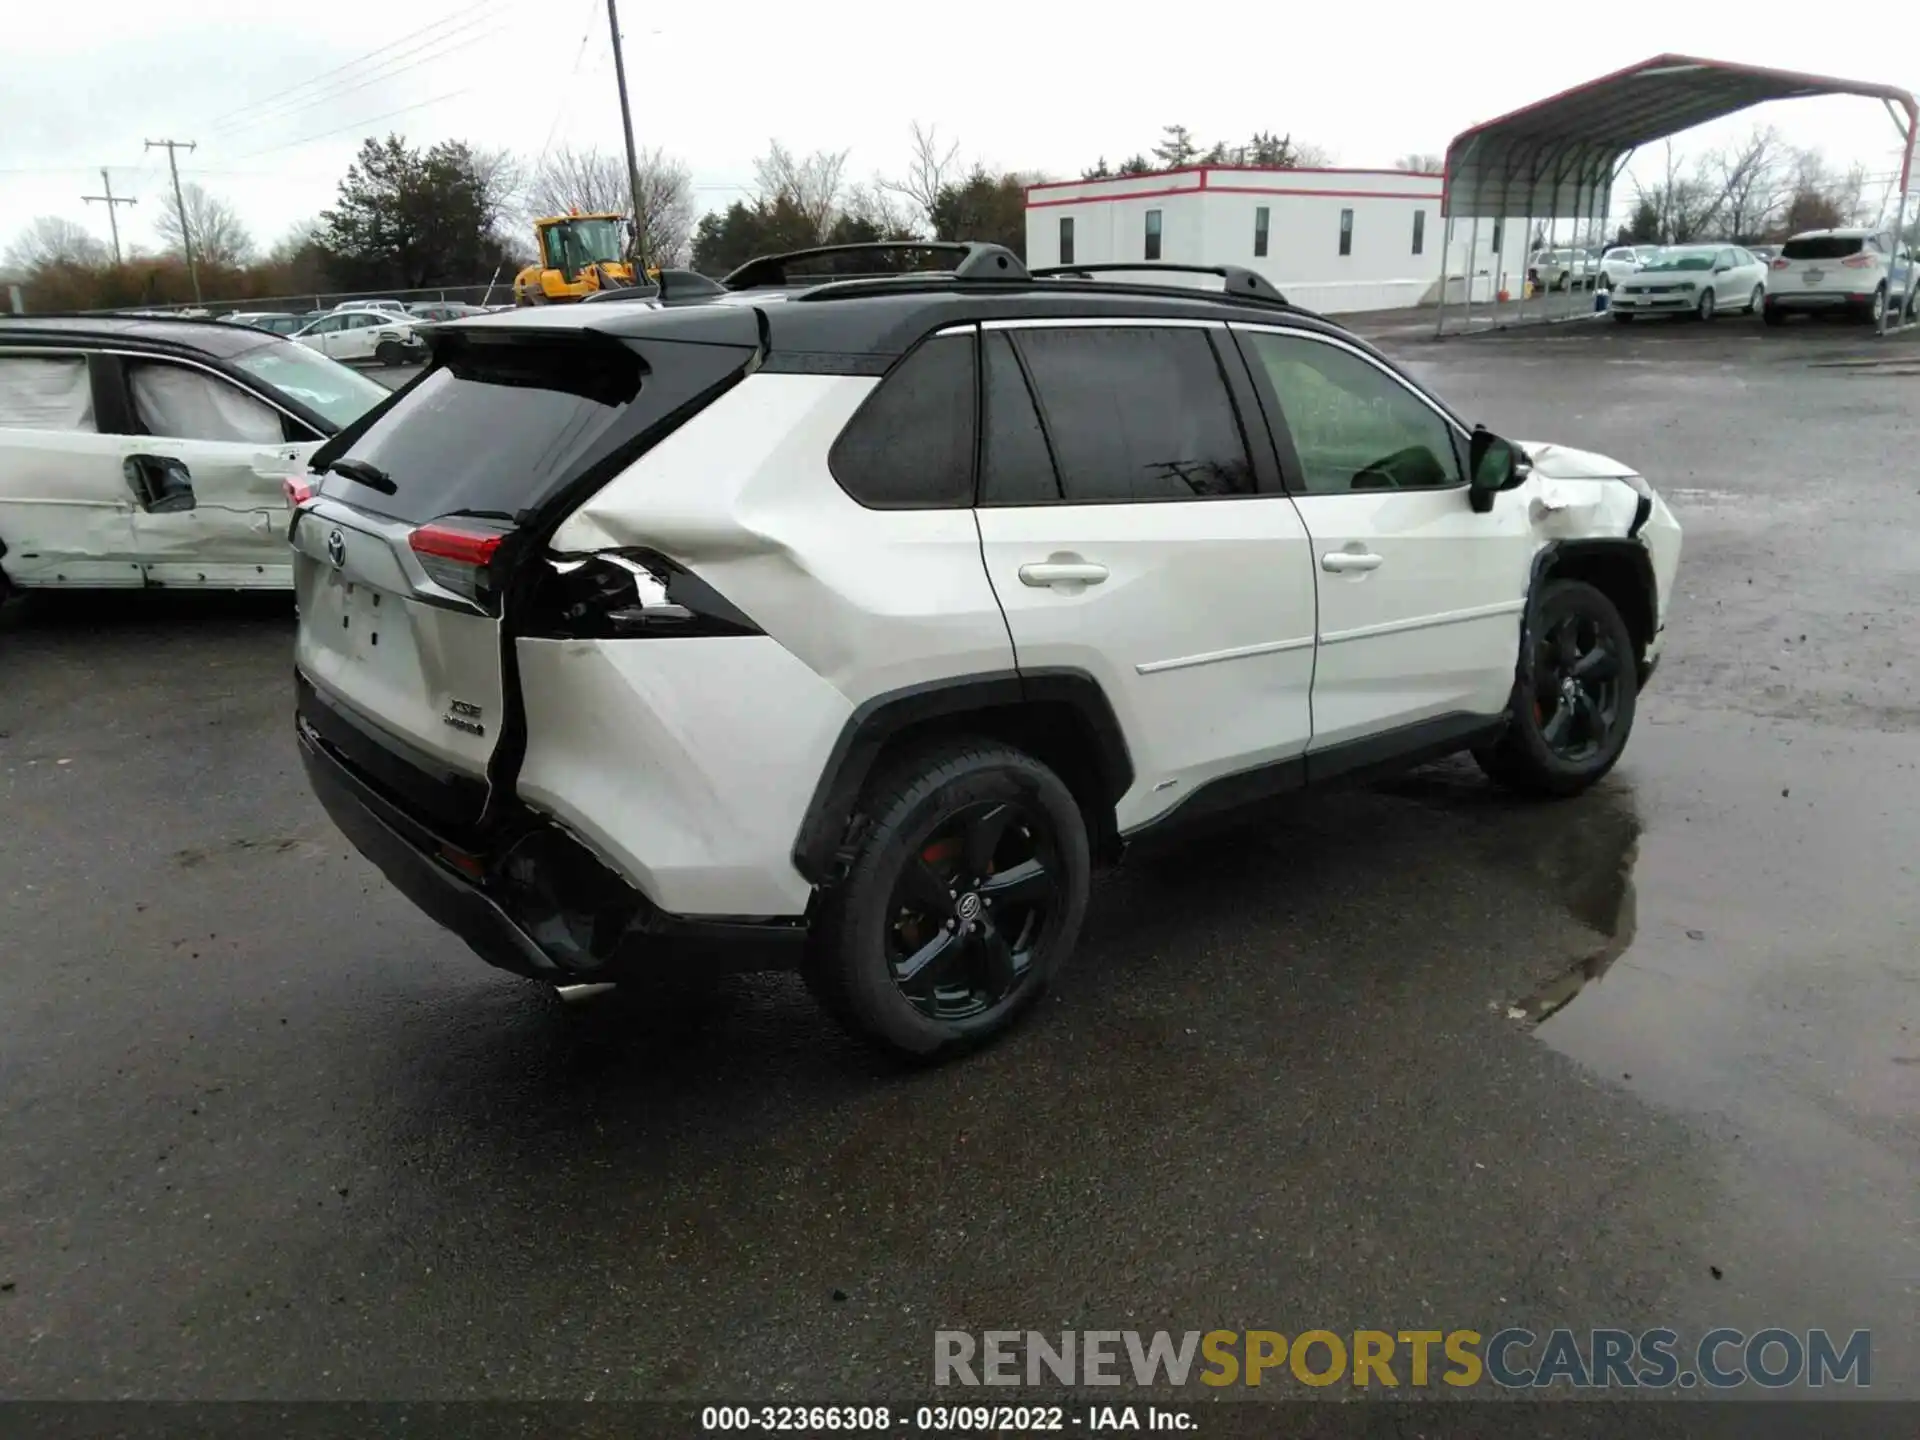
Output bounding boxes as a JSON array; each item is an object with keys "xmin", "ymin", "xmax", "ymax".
[
  {"xmin": 1475, "ymin": 579, "xmax": 1638, "ymax": 798},
  {"xmin": 1529, "ymin": 608, "xmax": 1623, "ymax": 765},
  {"xmin": 885, "ymin": 800, "xmax": 1060, "ymax": 1022},
  {"xmin": 806, "ymin": 741, "xmax": 1090, "ymax": 1058}
]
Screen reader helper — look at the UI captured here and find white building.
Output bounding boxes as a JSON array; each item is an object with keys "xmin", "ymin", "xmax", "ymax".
[{"xmin": 1024, "ymin": 167, "xmax": 1532, "ymax": 314}]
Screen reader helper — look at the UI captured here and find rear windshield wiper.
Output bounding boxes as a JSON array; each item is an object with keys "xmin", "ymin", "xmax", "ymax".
[{"xmin": 320, "ymin": 458, "xmax": 398, "ymax": 495}]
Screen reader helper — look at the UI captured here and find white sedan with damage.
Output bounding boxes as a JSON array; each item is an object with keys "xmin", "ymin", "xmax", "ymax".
[{"xmin": 0, "ymin": 316, "xmax": 389, "ymax": 602}]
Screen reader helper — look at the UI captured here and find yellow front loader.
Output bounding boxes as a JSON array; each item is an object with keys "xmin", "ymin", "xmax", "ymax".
[{"xmin": 513, "ymin": 212, "xmax": 648, "ymax": 304}]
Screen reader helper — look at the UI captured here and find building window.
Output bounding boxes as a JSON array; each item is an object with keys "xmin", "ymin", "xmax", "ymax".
[
  {"xmin": 1412, "ymin": 210, "xmax": 1425, "ymax": 255},
  {"xmin": 1253, "ymin": 206, "xmax": 1270, "ymax": 258},
  {"xmin": 1144, "ymin": 209, "xmax": 1163, "ymax": 260},
  {"xmin": 1492, "ymin": 219, "xmax": 1504, "ymax": 255},
  {"xmin": 1338, "ymin": 208, "xmax": 1353, "ymax": 257},
  {"xmin": 1059, "ymin": 216, "xmax": 1074, "ymax": 266}
]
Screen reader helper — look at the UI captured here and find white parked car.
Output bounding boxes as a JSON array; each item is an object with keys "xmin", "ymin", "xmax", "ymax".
[
  {"xmin": 289, "ymin": 242, "xmax": 1682, "ymax": 1059},
  {"xmin": 1763, "ymin": 228, "xmax": 1915, "ymax": 326},
  {"xmin": 0, "ymin": 316, "xmax": 388, "ymax": 601},
  {"xmin": 293, "ymin": 310, "xmax": 425, "ymax": 366},
  {"xmin": 1595, "ymin": 245, "xmax": 1661, "ymax": 289},
  {"xmin": 1610, "ymin": 244, "xmax": 1767, "ymax": 321},
  {"xmin": 330, "ymin": 299, "xmax": 411, "ymax": 316},
  {"xmin": 1528, "ymin": 248, "xmax": 1596, "ymax": 291}
]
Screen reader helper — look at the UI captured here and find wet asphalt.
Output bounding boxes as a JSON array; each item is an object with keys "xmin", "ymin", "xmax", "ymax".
[{"xmin": 1, "ymin": 312, "xmax": 1916, "ymax": 1402}]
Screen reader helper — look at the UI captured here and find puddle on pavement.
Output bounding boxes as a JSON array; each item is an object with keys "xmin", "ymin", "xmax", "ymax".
[{"xmin": 1464, "ymin": 722, "xmax": 1920, "ymax": 1148}]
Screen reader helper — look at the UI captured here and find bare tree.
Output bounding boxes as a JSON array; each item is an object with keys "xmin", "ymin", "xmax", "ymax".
[
  {"xmin": 1292, "ymin": 141, "xmax": 1335, "ymax": 167},
  {"xmin": 631, "ymin": 148, "xmax": 696, "ymax": 266},
  {"xmin": 753, "ymin": 141, "xmax": 849, "ymax": 241},
  {"xmin": 153, "ymin": 183, "xmax": 254, "ymax": 267},
  {"xmin": 524, "ymin": 145, "xmax": 629, "ymax": 218},
  {"xmin": 878, "ymin": 121, "xmax": 959, "ymax": 232},
  {"xmin": 522, "ymin": 144, "xmax": 696, "ymax": 266},
  {"xmin": 843, "ymin": 182, "xmax": 919, "ymax": 240},
  {"xmin": 4, "ymin": 215, "xmax": 110, "ymax": 271},
  {"xmin": 1705, "ymin": 126, "xmax": 1789, "ymax": 241},
  {"xmin": 1395, "ymin": 153, "xmax": 1445, "ymax": 174},
  {"xmin": 1634, "ymin": 140, "xmax": 1718, "ymax": 243}
]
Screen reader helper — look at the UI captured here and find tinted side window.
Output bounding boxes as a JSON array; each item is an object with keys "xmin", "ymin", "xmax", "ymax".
[
  {"xmin": 1013, "ymin": 326, "xmax": 1254, "ymax": 503},
  {"xmin": 829, "ymin": 332, "xmax": 975, "ymax": 509},
  {"xmin": 979, "ymin": 333, "xmax": 1060, "ymax": 506},
  {"xmin": 1242, "ymin": 330, "xmax": 1461, "ymax": 494}
]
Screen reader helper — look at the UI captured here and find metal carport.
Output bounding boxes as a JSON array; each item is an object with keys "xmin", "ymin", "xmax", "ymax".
[{"xmin": 1436, "ymin": 54, "xmax": 1920, "ymax": 336}]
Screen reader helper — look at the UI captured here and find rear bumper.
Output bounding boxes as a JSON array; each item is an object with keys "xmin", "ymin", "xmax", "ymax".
[
  {"xmin": 299, "ymin": 715, "xmax": 561, "ymax": 980},
  {"xmin": 1765, "ymin": 292, "xmax": 1870, "ymax": 310},
  {"xmin": 297, "ymin": 698, "xmax": 809, "ymax": 982}
]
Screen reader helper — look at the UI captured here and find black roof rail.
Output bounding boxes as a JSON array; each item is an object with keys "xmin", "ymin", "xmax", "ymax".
[
  {"xmin": 1029, "ymin": 262, "xmax": 1290, "ymax": 306},
  {"xmin": 724, "ymin": 241, "xmax": 1027, "ymax": 290}
]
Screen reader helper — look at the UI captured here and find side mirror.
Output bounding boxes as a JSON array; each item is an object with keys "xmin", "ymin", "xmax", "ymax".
[{"xmin": 1467, "ymin": 429, "xmax": 1527, "ymax": 513}]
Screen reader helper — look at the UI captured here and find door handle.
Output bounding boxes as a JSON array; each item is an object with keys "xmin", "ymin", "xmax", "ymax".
[
  {"xmin": 1019, "ymin": 561, "xmax": 1109, "ymax": 587},
  {"xmin": 1320, "ymin": 551, "xmax": 1383, "ymax": 573}
]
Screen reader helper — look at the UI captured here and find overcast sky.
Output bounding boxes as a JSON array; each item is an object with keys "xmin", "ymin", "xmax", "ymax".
[{"xmin": 3, "ymin": 0, "xmax": 1914, "ymax": 255}]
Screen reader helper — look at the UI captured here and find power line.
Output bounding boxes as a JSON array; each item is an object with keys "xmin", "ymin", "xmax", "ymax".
[
  {"xmin": 226, "ymin": 90, "xmax": 474, "ymax": 163},
  {"xmin": 202, "ymin": 7, "xmax": 512, "ymax": 142},
  {"xmin": 535, "ymin": 0, "xmax": 604, "ymax": 166},
  {"xmin": 200, "ymin": 1, "xmax": 505, "ymax": 132}
]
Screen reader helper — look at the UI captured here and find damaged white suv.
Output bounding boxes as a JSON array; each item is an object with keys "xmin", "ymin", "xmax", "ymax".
[{"xmin": 292, "ymin": 244, "xmax": 1681, "ymax": 1059}]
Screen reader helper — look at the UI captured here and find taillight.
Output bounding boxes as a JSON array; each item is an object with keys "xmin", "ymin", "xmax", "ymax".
[
  {"xmin": 1770, "ymin": 257, "xmax": 1789, "ymax": 270},
  {"xmin": 524, "ymin": 549, "xmax": 761, "ymax": 639},
  {"xmin": 409, "ymin": 520, "xmax": 508, "ymax": 603},
  {"xmin": 1841, "ymin": 254, "xmax": 1876, "ymax": 269},
  {"xmin": 283, "ymin": 475, "xmax": 315, "ymax": 507}
]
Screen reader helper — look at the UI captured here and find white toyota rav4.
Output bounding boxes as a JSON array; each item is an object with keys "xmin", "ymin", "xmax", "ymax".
[{"xmin": 291, "ymin": 244, "xmax": 1681, "ymax": 1059}]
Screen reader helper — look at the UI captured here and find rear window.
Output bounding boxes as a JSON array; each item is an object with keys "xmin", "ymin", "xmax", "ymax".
[
  {"xmin": 320, "ymin": 339, "xmax": 644, "ymax": 523},
  {"xmin": 1783, "ymin": 235, "xmax": 1867, "ymax": 260}
]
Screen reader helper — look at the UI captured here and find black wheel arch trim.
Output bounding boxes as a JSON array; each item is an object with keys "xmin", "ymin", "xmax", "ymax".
[
  {"xmin": 1525, "ymin": 537, "xmax": 1660, "ymax": 686},
  {"xmin": 790, "ymin": 667, "xmax": 1134, "ymax": 885}
]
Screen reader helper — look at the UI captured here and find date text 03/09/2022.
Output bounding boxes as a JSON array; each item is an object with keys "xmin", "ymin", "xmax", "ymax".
[{"xmin": 700, "ymin": 1405, "xmax": 1192, "ymax": 1431}]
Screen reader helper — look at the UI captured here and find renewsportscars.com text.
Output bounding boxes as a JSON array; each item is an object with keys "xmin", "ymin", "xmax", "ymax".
[{"xmin": 933, "ymin": 1328, "xmax": 1871, "ymax": 1391}]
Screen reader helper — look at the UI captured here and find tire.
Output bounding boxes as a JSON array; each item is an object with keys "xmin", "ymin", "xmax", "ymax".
[
  {"xmin": 1474, "ymin": 579, "xmax": 1639, "ymax": 799},
  {"xmin": 1865, "ymin": 284, "xmax": 1887, "ymax": 326},
  {"xmin": 1762, "ymin": 304, "xmax": 1786, "ymax": 327},
  {"xmin": 1748, "ymin": 284, "xmax": 1764, "ymax": 314},
  {"xmin": 1696, "ymin": 288, "xmax": 1715, "ymax": 321},
  {"xmin": 374, "ymin": 340, "xmax": 406, "ymax": 366},
  {"xmin": 805, "ymin": 740, "xmax": 1091, "ymax": 1060},
  {"xmin": 1907, "ymin": 288, "xmax": 1920, "ymax": 321}
]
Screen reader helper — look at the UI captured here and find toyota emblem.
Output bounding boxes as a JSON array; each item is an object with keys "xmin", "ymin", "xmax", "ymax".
[{"xmin": 326, "ymin": 529, "xmax": 347, "ymax": 569}]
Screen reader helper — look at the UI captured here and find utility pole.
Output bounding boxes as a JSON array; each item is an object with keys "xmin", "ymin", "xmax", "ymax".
[
  {"xmin": 145, "ymin": 138, "xmax": 200, "ymax": 302},
  {"xmin": 81, "ymin": 169, "xmax": 137, "ymax": 266},
  {"xmin": 605, "ymin": 0, "xmax": 647, "ymax": 271}
]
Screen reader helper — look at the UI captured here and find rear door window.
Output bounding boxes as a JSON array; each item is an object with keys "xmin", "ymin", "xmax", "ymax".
[
  {"xmin": 829, "ymin": 333, "xmax": 975, "ymax": 509},
  {"xmin": 0, "ymin": 355, "xmax": 96, "ymax": 432},
  {"xmin": 1783, "ymin": 235, "xmax": 1866, "ymax": 261},
  {"xmin": 1010, "ymin": 326, "xmax": 1256, "ymax": 502},
  {"xmin": 979, "ymin": 332, "xmax": 1060, "ymax": 506}
]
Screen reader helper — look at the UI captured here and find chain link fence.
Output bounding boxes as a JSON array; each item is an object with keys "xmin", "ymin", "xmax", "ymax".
[{"xmin": 71, "ymin": 280, "xmax": 514, "ymax": 318}]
